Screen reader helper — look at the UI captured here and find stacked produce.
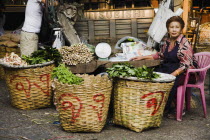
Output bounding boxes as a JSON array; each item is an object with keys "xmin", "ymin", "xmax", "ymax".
[
  {"xmin": 1, "ymin": 52, "xmax": 27, "ymax": 66},
  {"xmin": 60, "ymin": 43, "xmax": 94, "ymax": 65},
  {"xmin": 0, "ymin": 33, "xmax": 21, "ymax": 59},
  {"xmin": 0, "ymin": 33, "xmax": 20, "ymax": 47},
  {"xmin": 0, "ymin": 33, "xmax": 21, "ymax": 79},
  {"xmin": 0, "ymin": 46, "xmax": 61, "ymax": 66}
]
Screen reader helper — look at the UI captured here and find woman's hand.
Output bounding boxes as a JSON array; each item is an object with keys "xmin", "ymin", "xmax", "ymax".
[
  {"xmin": 130, "ymin": 55, "xmax": 154, "ymax": 61},
  {"xmin": 130, "ymin": 56, "xmax": 144, "ymax": 61},
  {"xmin": 171, "ymin": 69, "xmax": 183, "ymax": 77},
  {"xmin": 170, "ymin": 73, "xmax": 176, "ymax": 77}
]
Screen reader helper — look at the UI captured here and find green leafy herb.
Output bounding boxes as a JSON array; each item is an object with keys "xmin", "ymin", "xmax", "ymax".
[
  {"xmin": 134, "ymin": 65, "xmax": 160, "ymax": 80},
  {"xmin": 21, "ymin": 55, "xmax": 47, "ymax": 65},
  {"xmin": 22, "ymin": 46, "xmax": 62, "ymax": 66},
  {"xmin": 106, "ymin": 63, "xmax": 135, "ymax": 78},
  {"xmin": 126, "ymin": 38, "xmax": 134, "ymax": 42},
  {"xmin": 106, "ymin": 63, "xmax": 160, "ymax": 80},
  {"xmin": 51, "ymin": 64, "xmax": 83, "ymax": 85}
]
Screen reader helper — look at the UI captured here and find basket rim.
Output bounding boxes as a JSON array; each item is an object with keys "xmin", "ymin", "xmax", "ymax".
[
  {"xmin": 0, "ymin": 59, "xmax": 54, "ymax": 69},
  {"xmin": 118, "ymin": 72, "xmax": 175, "ymax": 83},
  {"xmin": 53, "ymin": 77, "xmax": 113, "ymax": 88}
]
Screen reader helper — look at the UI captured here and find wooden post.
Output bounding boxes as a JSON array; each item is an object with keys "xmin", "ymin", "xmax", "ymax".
[
  {"xmin": 131, "ymin": 18, "xmax": 137, "ymax": 37},
  {"xmin": 110, "ymin": 19, "xmax": 116, "ymax": 42},
  {"xmin": 88, "ymin": 20, "xmax": 95, "ymax": 43}
]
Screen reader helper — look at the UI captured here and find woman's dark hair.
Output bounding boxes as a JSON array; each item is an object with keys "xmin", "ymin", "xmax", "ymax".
[{"xmin": 166, "ymin": 16, "xmax": 185, "ymax": 30}]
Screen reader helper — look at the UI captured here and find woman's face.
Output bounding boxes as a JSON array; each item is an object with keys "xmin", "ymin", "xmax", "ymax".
[{"xmin": 168, "ymin": 21, "xmax": 182, "ymax": 39}]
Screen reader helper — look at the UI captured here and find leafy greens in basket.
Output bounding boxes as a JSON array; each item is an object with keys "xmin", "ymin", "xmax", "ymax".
[
  {"xmin": 22, "ymin": 46, "xmax": 61, "ymax": 65},
  {"xmin": 106, "ymin": 63, "xmax": 160, "ymax": 80},
  {"xmin": 51, "ymin": 64, "xmax": 83, "ymax": 85}
]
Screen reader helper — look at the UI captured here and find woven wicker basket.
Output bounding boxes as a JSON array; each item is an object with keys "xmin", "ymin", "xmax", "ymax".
[
  {"xmin": 0, "ymin": 45, "xmax": 20, "ymax": 80},
  {"xmin": 198, "ymin": 22, "xmax": 210, "ymax": 45},
  {"xmin": 0, "ymin": 65, "xmax": 5, "ymax": 79},
  {"xmin": 3, "ymin": 61, "xmax": 55, "ymax": 110},
  {"xmin": 0, "ymin": 45, "xmax": 6, "ymax": 58},
  {"xmin": 53, "ymin": 74, "xmax": 112, "ymax": 132},
  {"xmin": 6, "ymin": 46, "xmax": 21, "ymax": 56},
  {"xmin": 0, "ymin": 45, "xmax": 6, "ymax": 79},
  {"xmin": 113, "ymin": 78, "xmax": 174, "ymax": 132},
  {"xmin": 195, "ymin": 45, "xmax": 210, "ymax": 52}
]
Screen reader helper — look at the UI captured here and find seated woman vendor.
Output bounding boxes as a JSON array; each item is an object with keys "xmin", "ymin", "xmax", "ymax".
[{"xmin": 130, "ymin": 16, "xmax": 198, "ymax": 118}]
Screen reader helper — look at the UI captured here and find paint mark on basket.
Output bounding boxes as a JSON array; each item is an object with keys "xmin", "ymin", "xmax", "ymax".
[
  {"xmin": 59, "ymin": 93, "xmax": 82, "ymax": 123},
  {"xmin": 141, "ymin": 91, "xmax": 164, "ymax": 116},
  {"xmin": 59, "ymin": 93, "xmax": 105, "ymax": 122},
  {"xmin": 9, "ymin": 74, "xmax": 51, "ymax": 98},
  {"xmin": 89, "ymin": 93, "xmax": 105, "ymax": 121}
]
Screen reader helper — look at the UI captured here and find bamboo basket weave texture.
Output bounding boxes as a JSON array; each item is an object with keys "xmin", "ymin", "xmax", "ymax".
[
  {"xmin": 198, "ymin": 22, "xmax": 210, "ymax": 45},
  {"xmin": 0, "ymin": 65, "xmax": 4, "ymax": 79},
  {"xmin": 0, "ymin": 45, "xmax": 20, "ymax": 79},
  {"xmin": 0, "ymin": 45, "xmax": 6, "ymax": 79},
  {"xmin": 53, "ymin": 74, "xmax": 112, "ymax": 132},
  {"xmin": 195, "ymin": 45, "xmax": 210, "ymax": 52},
  {"xmin": 4, "ymin": 62, "xmax": 54, "ymax": 110},
  {"xmin": 195, "ymin": 22, "xmax": 210, "ymax": 52},
  {"xmin": 113, "ymin": 79, "xmax": 174, "ymax": 132}
]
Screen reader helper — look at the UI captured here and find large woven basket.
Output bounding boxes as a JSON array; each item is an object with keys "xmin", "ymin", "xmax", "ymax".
[
  {"xmin": 53, "ymin": 74, "xmax": 112, "ymax": 132},
  {"xmin": 198, "ymin": 22, "xmax": 210, "ymax": 45},
  {"xmin": 113, "ymin": 78, "xmax": 174, "ymax": 132},
  {"xmin": 0, "ymin": 45, "xmax": 20, "ymax": 79},
  {"xmin": 0, "ymin": 45, "xmax": 6, "ymax": 79},
  {"xmin": 195, "ymin": 45, "xmax": 210, "ymax": 52},
  {"xmin": 0, "ymin": 65, "xmax": 5, "ymax": 79},
  {"xmin": 2, "ymin": 61, "xmax": 55, "ymax": 110}
]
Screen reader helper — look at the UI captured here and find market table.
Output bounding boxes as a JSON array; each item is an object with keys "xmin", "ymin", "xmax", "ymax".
[{"xmin": 67, "ymin": 59, "xmax": 161, "ymax": 74}]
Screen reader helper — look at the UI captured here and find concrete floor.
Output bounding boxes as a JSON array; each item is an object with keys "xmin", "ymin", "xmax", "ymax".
[{"xmin": 0, "ymin": 72, "xmax": 210, "ymax": 140}]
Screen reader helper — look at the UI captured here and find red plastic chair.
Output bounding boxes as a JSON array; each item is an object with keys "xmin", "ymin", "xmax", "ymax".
[{"xmin": 176, "ymin": 52, "xmax": 210, "ymax": 121}]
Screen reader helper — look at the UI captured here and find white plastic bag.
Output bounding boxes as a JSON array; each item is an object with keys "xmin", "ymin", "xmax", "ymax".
[
  {"xmin": 147, "ymin": 0, "xmax": 183, "ymax": 44},
  {"xmin": 52, "ymin": 30, "xmax": 64, "ymax": 49}
]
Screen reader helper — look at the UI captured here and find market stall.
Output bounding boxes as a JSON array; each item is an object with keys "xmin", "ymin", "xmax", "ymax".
[{"xmin": 0, "ymin": 0, "xmax": 183, "ymax": 134}]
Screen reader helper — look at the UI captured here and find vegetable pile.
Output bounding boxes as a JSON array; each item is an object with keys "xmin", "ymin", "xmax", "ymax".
[
  {"xmin": 1, "ymin": 46, "xmax": 61, "ymax": 66},
  {"xmin": 51, "ymin": 64, "xmax": 83, "ymax": 85},
  {"xmin": 22, "ymin": 46, "xmax": 61, "ymax": 66},
  {"xmin": 106, "ymin": 63, "xmax": 160, "ymax": 80},
  {"xmin": 2, "ymin": 52, "xmax": 27, "ymax": 66},
  {"xmin": 60, "ymin": 43, "xmax": 94, "ymax": 65}
]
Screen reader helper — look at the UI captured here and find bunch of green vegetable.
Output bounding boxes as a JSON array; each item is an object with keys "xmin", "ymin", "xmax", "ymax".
[
  {"xmin": 134, "ymin": 65, "xmax": 160, "ymax": 80},
  {"xmin": 22, "ymin": 46, "xmax": 62, "ymax": 65},
  {"xmin": 51, "ymin": 64, "xmax": 83, "ymax": 85},
  {"xmin": 21, "ymin": 55, "xmax": 47, "ymax": 65},
  {"xmin": 106, "ymin": 63, "xmax": 135, "ymax": 78},
  {"xmin": 106, "ymin": 63, "xmax": 160, "ymax": 80}
]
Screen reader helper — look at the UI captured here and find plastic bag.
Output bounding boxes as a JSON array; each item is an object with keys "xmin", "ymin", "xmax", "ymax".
[
  {"xmin": 52, "ymin": 30, "xmax": 64, "ymax": 49},
  {"xmin": 147, "ymin": 0, "xmax": 183, "ymax": 43}
]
